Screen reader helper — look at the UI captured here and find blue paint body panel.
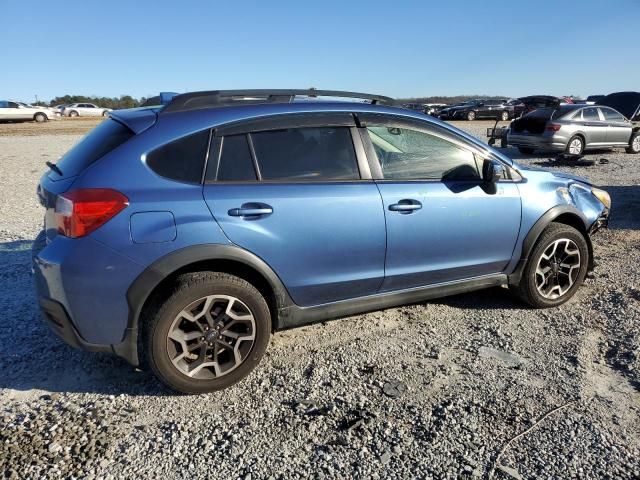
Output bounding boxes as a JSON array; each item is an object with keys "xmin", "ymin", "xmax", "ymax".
[
  {"xmin": 32, "ymin": 99, "xmax": 608, "ymax": 356},
  {"xmin": 203, "ymin": 183, "xmax": 386, "ymax": 306},
  {"xmin": 377, "ymin": 181, "xmax": 521, "ymax": 291}
]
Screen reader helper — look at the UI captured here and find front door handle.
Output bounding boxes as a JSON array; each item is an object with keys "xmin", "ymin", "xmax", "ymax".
[
  {"xmin": 389, "ymin": 200, "xmax": 422, "ymax": 213},
  {"xmin": 228, "ymin": 206, "xmax": 273, "ymax": 217}
]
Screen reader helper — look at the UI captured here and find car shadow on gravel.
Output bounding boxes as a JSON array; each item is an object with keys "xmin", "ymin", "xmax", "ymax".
[
  {"xmin": 598, "ymin": 185, "xmax": 639, "ymax": 230},
  {"xmin": 429, "ymin": 285, "xmax": 524, "ymax": 310},
  {"xmin": 0, "ymin": 239, "xmax": 170, "ymax": 396}
]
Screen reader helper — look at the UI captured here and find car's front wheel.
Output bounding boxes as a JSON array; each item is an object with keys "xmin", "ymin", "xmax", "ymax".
[
  {"xmin": 68, "ymin": 110, "xmax": 79, "ymax": 117},
  {"xmin": 513, "ymin": 223, "xmax": 589, "ymax": 308},
  {"xmin": 144, "ymin": 272, "xmax": 271, "ymax": 393},
  {"xmin": 501, "ymin": 111, "xmax": 510, "ymax": 121},
  {"xmin": 626, "ymin": 131, "xmax": 640, "ymax": 154},
  {"xmin": 34, "ymin": 113, "xmax": 47, "ymax": 123},
  {"xmin": 467, "ymin": 111, "xmax": 476, "ymax": 121}
]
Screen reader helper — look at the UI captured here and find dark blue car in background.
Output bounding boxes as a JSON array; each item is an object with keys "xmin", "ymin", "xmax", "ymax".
[{"xmin": 33, "ymin": 90, "xmax": 610, "ymax": 393}]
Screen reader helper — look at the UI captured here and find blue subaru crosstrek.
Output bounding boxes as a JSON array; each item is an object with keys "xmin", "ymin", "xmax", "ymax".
[{"xmin": 33, "ymin": 89, "xmax": 610, "ymax": 393}]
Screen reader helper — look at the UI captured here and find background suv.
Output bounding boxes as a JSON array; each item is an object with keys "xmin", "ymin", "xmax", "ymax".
[{"xmin": 33, "ymin": 89, "xmax": 610, "ymax": 393}]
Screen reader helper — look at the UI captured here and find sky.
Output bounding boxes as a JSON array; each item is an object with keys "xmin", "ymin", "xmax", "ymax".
[{"xmin": 2, "ymin": 0, "xmax": 639, "ymax": 102}]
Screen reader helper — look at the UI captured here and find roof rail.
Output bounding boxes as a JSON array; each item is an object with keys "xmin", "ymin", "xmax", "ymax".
[{"xmin": 161, "ymin": 89, "xmax": 394, "ymax": 113}]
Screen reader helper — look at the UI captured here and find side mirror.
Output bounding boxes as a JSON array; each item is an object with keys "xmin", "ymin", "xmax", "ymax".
[{"xmin": 483, "ymin": 159, "xmax": 504, "ymax": 184}]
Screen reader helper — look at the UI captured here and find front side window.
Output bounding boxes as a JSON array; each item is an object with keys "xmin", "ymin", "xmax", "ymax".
[
  {"xmin": 251, "ymin": 127, "xmax": 359, "ymax": 181},
  {"xmin": 366, "ymin": 126, "xmax": 480, "ymax": 181},
  {"xmin": 601, "ymin": 108, "xmax": 626, "ymax": 122}
]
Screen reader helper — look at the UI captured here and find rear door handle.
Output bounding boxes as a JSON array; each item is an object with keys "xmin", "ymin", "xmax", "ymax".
[
  {"xmin": 389, "ymin": 200, "xmax": 422, "ymax": 213},
  {"xmin": 228, "ymin": 206, "xmax": 273, "ymax": 217}
]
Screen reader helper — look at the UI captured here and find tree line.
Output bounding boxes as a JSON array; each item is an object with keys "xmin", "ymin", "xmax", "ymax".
[{"xmin": 34, "ymin": 95, "xmax": 148, "ymax": 109}]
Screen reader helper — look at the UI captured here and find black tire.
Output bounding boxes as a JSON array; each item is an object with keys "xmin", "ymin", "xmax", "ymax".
[
  {"xmin": 68, "ymin": 110, "xmax": 79, "ymax": 117},
  {"xmin": 518, "ymin": 147, "xmax": 535, "ymax": 155},
  {"xmin": 513, "ymin": 223, "xmax": 589, "ymax": 308},
  {"xmin": 467, "ymin": 111, "xmax": 476, "ymax": 121},
  {"xmin": 102, "ymin": 110, "xmax": 109, "ymax": 117},
  {"xmin": 34, "ymin": 113, "xmax": 47, "ymax": 123},
  {"xmin": 565, "ymin": 135, "xmax": 584, "ymax": 155},
  {"xmin": 626, "ymin": 131, "xmax": 640, "ymax": 154},
  {"xmin": 143, "ymin": 272, "xmax": 271, "ymax": 394},
  {"xmin": 501, "ymin": 110, "xmax": 510, "ymax": 121}
]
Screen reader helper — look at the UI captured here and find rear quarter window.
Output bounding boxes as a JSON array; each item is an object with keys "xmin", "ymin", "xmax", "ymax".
[
  {"xmin": 55, "ymin": 119, "xmax": 134, "ymax": 179},
  {"xmin": 146, "ymin": 130, "xmax": 210, "ymax": 183}
]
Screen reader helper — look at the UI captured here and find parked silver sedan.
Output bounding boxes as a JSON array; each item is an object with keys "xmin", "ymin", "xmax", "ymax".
[{"xmin": 507, "ymin": 104, "xmax": 639, "ymax": 155}]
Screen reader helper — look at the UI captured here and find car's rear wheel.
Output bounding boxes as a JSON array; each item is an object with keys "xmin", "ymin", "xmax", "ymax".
[
  {"xmin": 34, "ymin": 113, "xmax": 47, "ymax": 123},
  {"xmin": 518, "ymin": 147, "xmax": 535, "ymax": 155},
  {"xmin": 102, "ymin": 110, "xmax": 109, "ymax": 117},
  {"xmin": 68, "ymin": 110, "xmax": 79, "ymax": 117},
  {"xmin": 566, "ymin": 135, "xmax": 584, "ymax": 155},
  {"xmin": 626, "ymin": 132, "xmax": 640, "ymax": 154},
  {"xmin": 144, "ymin": 272, "xmax": 271, "ymax": 393},
  {"xmin": 513, "ymin": 223, "xmax": 589, "ymax": 308},
  {"xmin": 467, "ymin": 111, "xmax": 476, "ymax": 121},
  {"xmin": 501, "ymin": 110, "xmax": 510, "ymax": 121}
]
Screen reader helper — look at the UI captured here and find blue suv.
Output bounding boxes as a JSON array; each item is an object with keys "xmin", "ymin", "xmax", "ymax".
[{"xmin": 33, "ymin": 89, "xmax": 610, "ymax": 393}]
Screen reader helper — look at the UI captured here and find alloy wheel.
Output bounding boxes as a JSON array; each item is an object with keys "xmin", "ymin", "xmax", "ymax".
[
  {"xmin": 633, "ymin": 135, "xmax": 640, "ymax": 153},
  {"xmin": 568, "ymin": 138, "xmax": 583, "ymax": 155},
  {"xmin": 166, "ymin": 295, "xmax": 256, "ymax": 379},
  {"xmin": 535, "ymin": 238, "xmax": 581, "ymax": 299}
]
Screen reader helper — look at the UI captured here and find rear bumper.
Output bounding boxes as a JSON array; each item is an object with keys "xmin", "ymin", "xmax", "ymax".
[
  {"xmin": 32, "ymin": 231, "xmax": 143, "ymax": 365},
  {"xmin": 507, "ymin": 133, "xmax": 566, "ymax": 151}
]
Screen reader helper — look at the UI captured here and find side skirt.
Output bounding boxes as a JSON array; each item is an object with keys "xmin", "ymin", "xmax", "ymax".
[{"xmin": 277, "ymin": 273, "xmax": 507, "ymax": 330}]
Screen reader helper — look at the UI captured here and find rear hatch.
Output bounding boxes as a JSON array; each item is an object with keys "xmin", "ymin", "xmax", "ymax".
[{"xmin": 38, "ymin": 119, "xmax": 135, "ymax": 241}]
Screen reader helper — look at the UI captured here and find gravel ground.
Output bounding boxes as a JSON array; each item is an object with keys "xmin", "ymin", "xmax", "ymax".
[{"xmin": 1, "ymin": 120, "xmax": 639, "ymax": 479}]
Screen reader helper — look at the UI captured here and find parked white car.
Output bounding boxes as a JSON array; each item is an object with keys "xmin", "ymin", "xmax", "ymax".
[
  {"xmin": 62, "ymin": 103, "xmax": 112, "ymax": 117},
  {"xmin": 0, "ymin": 101, "xmax": 59, "ymax": 122}
]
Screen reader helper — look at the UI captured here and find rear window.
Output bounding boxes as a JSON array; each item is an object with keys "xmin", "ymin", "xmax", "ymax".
[
  {"xmin": 55, "ymin": 120, "xmax": 133, "ymax": 179},
  {"xmin": 147, "ymin": 130, "xmax": 210, "ymax": 183},
  {"xmin": 250, "ymin": 127, "xmax": 360, "ymax": 181}
]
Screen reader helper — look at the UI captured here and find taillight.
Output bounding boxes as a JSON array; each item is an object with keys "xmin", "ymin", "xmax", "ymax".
[
  {"xmin": 546, "ymin": 123, "xmax": 562, "ymax": 131},
  {"xmin": 55, "ymin": 189, "xmax": 128, "ymax": 238}
]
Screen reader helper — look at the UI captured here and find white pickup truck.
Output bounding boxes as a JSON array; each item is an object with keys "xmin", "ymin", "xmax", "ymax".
[
  {"xmin": 0, "ymin": 101, "xmax": 59, "ymax": 122},
  {"xmin": 62, "ymin": 103, "xmax": 112, "ymax": 117}
]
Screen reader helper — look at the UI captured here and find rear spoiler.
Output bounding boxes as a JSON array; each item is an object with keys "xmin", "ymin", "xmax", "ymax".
[{"xmin": 108, "ymin": 107, "xmax": 158, "ymax": 134}]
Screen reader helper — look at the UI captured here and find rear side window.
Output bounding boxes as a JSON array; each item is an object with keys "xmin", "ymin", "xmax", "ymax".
[
  {"xmin": 250, "ymin": 127, "xmax": 359, "ymax": 181},
  {"xmin": 582, "ymin": 107, "xmax": 601, "ymax": 121},
  {"xmin": 147, "ymin": 130, "xmax": 210, "ymax": 183},
  {"xmin": 213, "ymin": 134, "xmax": 257, "ymax": 182},
  {"xmin": 55, "ymin": 119, "xmax": 134, "ymax": 179}
]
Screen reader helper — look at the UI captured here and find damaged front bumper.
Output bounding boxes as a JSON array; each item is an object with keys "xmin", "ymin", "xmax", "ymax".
[{"xmin": 589, "ymin": 208, "xmax": 609, "ymax": 235}]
